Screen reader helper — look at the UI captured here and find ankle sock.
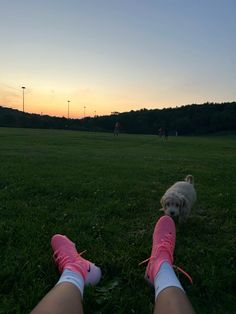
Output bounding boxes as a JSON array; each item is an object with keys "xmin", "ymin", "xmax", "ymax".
[
  {"xmin": 154, "ymin": 262, "xmax": 184, "ymax": 299},
  {"xmin": 57, "ymin": 269, "xmax": 85, "ymax": 297}
]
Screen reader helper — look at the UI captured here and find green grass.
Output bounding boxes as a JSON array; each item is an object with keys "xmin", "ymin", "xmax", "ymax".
[{"xmin": 0, "ymin": 127, "xmax": 235, "ymax": 314}]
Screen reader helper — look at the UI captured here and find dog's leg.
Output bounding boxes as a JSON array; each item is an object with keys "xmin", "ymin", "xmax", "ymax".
[{"xmin": 179, "ymin": 206, "xmax": 190, "ymax": 223}]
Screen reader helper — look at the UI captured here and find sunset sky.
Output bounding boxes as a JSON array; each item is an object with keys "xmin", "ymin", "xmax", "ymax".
[{"xmin": 0, "ymin": 0, "xmax": 235, "ymax": 118}]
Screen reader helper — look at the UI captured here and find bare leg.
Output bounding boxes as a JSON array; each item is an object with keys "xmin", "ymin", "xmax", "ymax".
[
  {"xmin": 154, "ymin": 287, "xmax": 195, "ymax": 314},
  {"xmin": 31, "ymin": 282, "xmax": 83, "ymax": 314}
]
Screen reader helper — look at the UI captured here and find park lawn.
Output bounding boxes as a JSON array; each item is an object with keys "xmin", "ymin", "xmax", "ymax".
[{"xmin": 0, "ymin": 127, "xmax": 235, "ymax": 314}]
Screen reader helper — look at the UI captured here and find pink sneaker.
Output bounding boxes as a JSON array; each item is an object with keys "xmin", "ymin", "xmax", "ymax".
[
  {"xmin": 51, "ymin": 234, "xmax": 101, "ymax": 285},
  {"xmin": 143, "ymin": 216, "xmax": 176, "ymax": 284},
  {"xmin": 140, "ymin": 216, "xmax": 193, "ymax": 285}
]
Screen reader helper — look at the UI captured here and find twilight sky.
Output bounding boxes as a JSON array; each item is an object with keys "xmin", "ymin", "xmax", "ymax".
[{"xmin": 0, "ymin": 0, "xmax": 235, "ymax": 118}]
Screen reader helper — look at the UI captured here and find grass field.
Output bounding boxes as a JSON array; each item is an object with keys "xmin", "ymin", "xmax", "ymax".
[{"xmin": 0, "ymin": 127, "xmax": 235, "ymax": 314}]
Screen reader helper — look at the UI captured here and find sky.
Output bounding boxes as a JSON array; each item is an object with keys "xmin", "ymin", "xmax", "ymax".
[{"xmin": 0, "ymin": 0, "xmax": 235, "ymax": 118}]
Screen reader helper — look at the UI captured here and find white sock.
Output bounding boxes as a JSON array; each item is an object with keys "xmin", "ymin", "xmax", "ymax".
[
  {"xmin": 56, "ymin": 269, "xmax": 85, "ymax": 297},
  {"xmin": 154, "ymin": 262, "xmax": 184, "ymax": 299}
]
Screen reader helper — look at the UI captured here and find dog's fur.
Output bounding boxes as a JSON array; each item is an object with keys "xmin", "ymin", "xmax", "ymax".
[{"xmin": 160, "ymin": 175, "xmax": 196, "ymax": 222}]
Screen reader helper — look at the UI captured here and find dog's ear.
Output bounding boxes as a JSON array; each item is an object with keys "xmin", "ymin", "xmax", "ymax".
[
  {"xmin": 180, "ymin": 197, "xmax": 185, "ymax": 208},
  {"xmin": 179, "ymin": 199, "xmax": 189, "ymax": 223},
  {"xmin": 160, "ymin": 196, "xmax": 165, "ymax": 208},
  {"xmin": 179, "ymin": 197, "xmax": 186, "ymax": 216},
  {"xmin": 159, "ymin": 197, "xmax": 165, "ymax": 213}
]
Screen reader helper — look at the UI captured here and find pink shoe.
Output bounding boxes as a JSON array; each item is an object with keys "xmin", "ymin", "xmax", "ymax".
[
  {"xmin": 140, "ymin": 216, "xmax": 192, "ymax": 285},
  {"xmin": 143, "ymin": 216, "xmax": 175, "ymax": 284},
  {"xmin": 51, "ymin": 234, "xmax": 101, "ymax": 285}
]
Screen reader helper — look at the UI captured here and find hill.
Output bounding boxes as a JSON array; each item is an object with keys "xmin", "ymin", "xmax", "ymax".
[{"xmin": 0, "ymin": 102, "xmax": 235, "ymax": 135}]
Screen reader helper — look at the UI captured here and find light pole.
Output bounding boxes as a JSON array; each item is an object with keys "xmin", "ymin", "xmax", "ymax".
[
  {"xmin": 67, "ymin": 100, "xmax": 70, "ymax": 119},
  {"xmin": 83, "ymin": 106, "xmax": 86, "ymax": 118},
  {"xmin": 21, "ymin": 86, "xmax": 26, "ymax": 112}
]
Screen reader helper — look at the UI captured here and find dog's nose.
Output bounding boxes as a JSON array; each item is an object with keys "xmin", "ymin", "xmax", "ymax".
[{"xmin": 170, "ymin": 211, "xmax": 175, "ymax": 217}]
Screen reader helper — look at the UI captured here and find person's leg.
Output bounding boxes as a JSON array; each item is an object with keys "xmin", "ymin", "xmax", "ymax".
[
  {"xmin": 142, "ymin": 216, "xmax": 195, "ymax": 314},
  {"xmin": 154, "ymin": 286, "xmax": 195, "ymax": 314},
  {"xmin": 31, "ymin": 234, "xmax": 101, "ymax": 314},
  {"xmin": 31, "ymin": 282, "xmax": 83, "ymax": 314}
]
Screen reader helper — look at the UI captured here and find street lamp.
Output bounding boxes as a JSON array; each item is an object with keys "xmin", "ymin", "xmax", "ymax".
[
  {"xmin": 21, "ymin": 86, "xmax": 26, "ymax": 112},
  {"xmin": 67, "ymin": 100, "xmax": 70, "ymax": 119},
  {"xmin": 83, "ymin": 106, "xmax": 86, "ymax": 118}
]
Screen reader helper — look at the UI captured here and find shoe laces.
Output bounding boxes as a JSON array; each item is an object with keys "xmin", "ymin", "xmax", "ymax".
[
  {"xmin": 53, "ymin": 249, "xmax": 86, "ymax": 272},
  {"xmin": 139, "ymin": 233, "xmax": 174, "ymax": 266},
  {"xmin": 172, "ymin": 265, "xmax": 193, "ymax": 284},
  {"xmin": 139, "ymin": 234, "xmax": 193, "ymax": 284}
]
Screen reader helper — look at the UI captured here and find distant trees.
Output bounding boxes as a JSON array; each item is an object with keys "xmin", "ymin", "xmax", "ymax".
[{"xmin": 0, "ymin": 102, "xmax": 235, "ymax": 135}]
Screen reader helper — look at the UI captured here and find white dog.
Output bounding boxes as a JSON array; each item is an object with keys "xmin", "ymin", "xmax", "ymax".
[{"xmin": 160, "ymin": 175, "xmax": 196, "ymax": 222}]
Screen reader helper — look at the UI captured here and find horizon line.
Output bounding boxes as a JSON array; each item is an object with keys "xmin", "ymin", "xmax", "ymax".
[{"xmin": 1, "ymin": 101, "xmax": 235, "ymax": 120}]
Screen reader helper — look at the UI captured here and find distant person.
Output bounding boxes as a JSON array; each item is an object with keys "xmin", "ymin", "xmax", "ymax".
[
  {"xmin": 114, "ymin": 121, "xmax": 120, "ymax": 136},
  {"xmin": 165, "ymin": 129, "xmax": 169, "ymax": 140},
  {"xmin": 158, "ymin": 128, "xmax": 164, "ymax": 138},
  {"xmin": 175, "ymin": 130, "xmax": 178, "ymax": 136},
  {"xmin": 31, "ymin": 216, "xmax": 195, "ymax": 314}
]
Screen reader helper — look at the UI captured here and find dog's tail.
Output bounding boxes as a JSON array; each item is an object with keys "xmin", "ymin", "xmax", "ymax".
[{"xmin": 185, "ymin": 174, "xmax": 194, "ymax": 185}]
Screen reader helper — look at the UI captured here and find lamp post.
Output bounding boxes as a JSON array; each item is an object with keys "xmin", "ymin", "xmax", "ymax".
[
  {"xmin": 67, "ymin": 100, "xmax": 70, "ymax": 119},
  {"xmin": 21, "ymin": 86, "xmax": 26, "ymax": 112},
  {"xmin": 83, "ymin": 106, "xmax": 86, "ymax": 118}
]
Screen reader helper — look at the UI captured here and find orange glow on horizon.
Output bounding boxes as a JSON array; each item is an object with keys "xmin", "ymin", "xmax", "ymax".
[
  {"xmin": 1, "ymin": 82, "xmax": 228, "ymax": 119},
  {"xmin": 0, "ymin": 83, "xmax": 172, "ymax": 118}
]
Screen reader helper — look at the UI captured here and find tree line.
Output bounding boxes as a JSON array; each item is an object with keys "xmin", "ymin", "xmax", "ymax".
[{"xmin": 0, "ymin": 102, "xmax": 235, "ymax": 135}]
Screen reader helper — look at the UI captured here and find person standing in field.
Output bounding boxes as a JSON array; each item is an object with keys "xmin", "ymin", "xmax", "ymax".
[
  {"xmin": 158, "ymin": 128, "xmax": 163, "ymax": 138},
  {"xmin": 114, "ymin": 121, "xmax": 121, "ymax": 136},
  {"xmin": 164, "ymin": 128, "xmax": 169, "ymax": 140}
]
